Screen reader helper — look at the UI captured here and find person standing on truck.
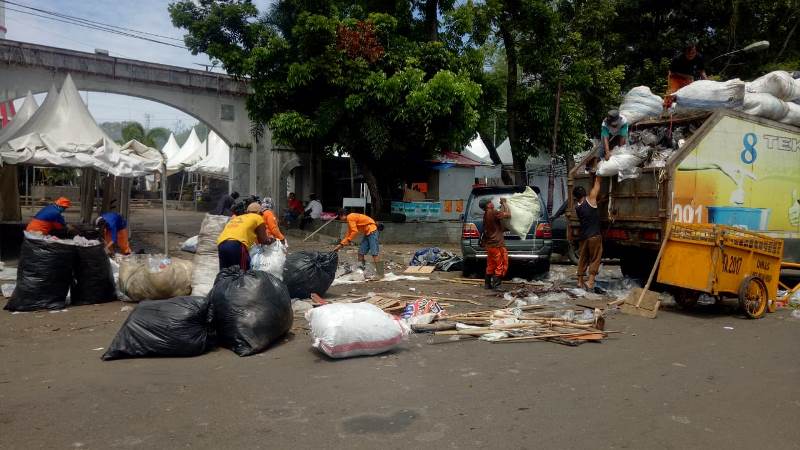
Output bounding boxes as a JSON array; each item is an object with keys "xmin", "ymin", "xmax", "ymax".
[
  {"xmin": 479, "ymin": 197, "xmax": 511, "ymax": 290},
  {"xmin": 667, "ymin": 40, "xmax": 708, "ymax": 94},
  {"xmin": 573, "ymin": 175, "xmax": 603, "ymax": 291},
  {"xmin": 333, "ymin": 209, "xmax": 383, "ymax": 279},
  {"xmin": 216, "ymin": 202, "xmax": 271, "ymax": 270},
  {"xmin": 96, "ymin": 211, "xmax": 132, "ymax": 255},
  {"xmin": 26, "ymin": 197, "xmax": 72, "ymax": 236},
  {"xmin": 599, "ymin": 110, "xmax": 629, "ymax": 162}
]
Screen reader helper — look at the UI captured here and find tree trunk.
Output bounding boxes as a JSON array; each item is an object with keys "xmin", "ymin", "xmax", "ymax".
[
  {"xmin": 499, "ymin": 12, "xmax": 521, "ymax": 185},
  {"xmin": 424, "ymin": 0, "xmax": 439, "ymax": 42},
  {"xmin": 358, "ymin": 160, "xmax": 382, "ymax": 217}
]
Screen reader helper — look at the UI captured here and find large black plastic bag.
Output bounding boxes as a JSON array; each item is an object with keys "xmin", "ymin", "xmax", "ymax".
[
  {"xmin": 209, "ymin": 268, "xmax": 293, "ymax": 356},
  {"xmin": 5, "ymin": 237, "xmax": 76, "ymax": 311},
  {"xmin": 282, "ymin": 251, "xmax": 338, "ymax": 299},
  {"xmin": 71, "ymin": 243, "xmax": 117, "ymax": 305},
  {"xmin": 102, "ymin": 296, "xmax": 213, "ymax": 360}
]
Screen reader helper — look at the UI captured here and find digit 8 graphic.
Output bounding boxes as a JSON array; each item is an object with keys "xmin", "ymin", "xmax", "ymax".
[{"xmin": 740, "ymin": 133, "xmax": 757, "ymax": 164}]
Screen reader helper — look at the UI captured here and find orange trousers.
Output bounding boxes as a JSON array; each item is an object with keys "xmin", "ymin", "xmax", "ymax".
[
  {"xmin": 486, "ymin": 246, "xmax": 508, "ymax": 277},
  {"xmin": 104, "ymin": 228, "xmax": 131, "ymax": 255},
  {"xmin": 667, "ymin": 74, "xmax": 693, "ymax": 95}
]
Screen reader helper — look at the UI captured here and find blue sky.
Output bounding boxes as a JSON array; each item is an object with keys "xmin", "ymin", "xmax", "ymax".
[{"xmin": 6, "ymin": 0, "xmax": 274, "ymax": 130}]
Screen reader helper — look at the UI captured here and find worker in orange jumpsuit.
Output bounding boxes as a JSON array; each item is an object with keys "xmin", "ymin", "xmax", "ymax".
[
  {"xmin": 333, "ymin": 209, "xmax": 383, "ymax": 279},
  {"xmin": 26, "ymin": 197, "xmax": 71, "ymax": 236},
  {"xmin": 96, "ymin": 212, "xmax": 132, "ymax": 255},
  {"xmin": 479, "ymin": 197, "xmax": 510, "ymax": 289},
  {"xmin": 667, "ymin": 40, "xmax": 707, "ymax": 94},
  {"xmin": 260, "ymin": 197, "xmax": 287, "ymax": 248}
]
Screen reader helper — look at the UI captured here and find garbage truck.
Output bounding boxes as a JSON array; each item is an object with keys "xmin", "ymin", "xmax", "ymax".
[{"xmin": 568, "ymin": 109, "xmax": 800, "ymax": 278}]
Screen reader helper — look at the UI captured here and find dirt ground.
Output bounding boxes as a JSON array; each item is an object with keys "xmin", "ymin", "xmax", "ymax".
[{"xmin": 2, "ymin": 208, "xmax": 800, "ymax": 449}]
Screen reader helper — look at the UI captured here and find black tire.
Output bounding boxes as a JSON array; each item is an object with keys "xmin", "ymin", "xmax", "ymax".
[
  {"xmin": 462, "ymin": 258, "xmax": 476, "ymax": 278},
  {"xmin": 738, "ymin": 275, "xmax": 768, "ymax": 319},
  {"xmin": 534, "ymin": 259, "xmax": 551, "ymax": 274},
  {"xmin": 673, "ymin": 288, "xmax": 699, "ymax": 309},
  {"xmin": 567, "ymin": 240, "xmax": 580, "ymax": 265}
]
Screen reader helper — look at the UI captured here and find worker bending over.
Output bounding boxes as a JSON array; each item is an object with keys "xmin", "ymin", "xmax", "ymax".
[
  {"xmin": 216, "ymin": 202, "xmax": 271, "ymax": 270},
  {"xmin": 260, "ymin": 197, "xmax": 287, "ymax": 247},
  {"xmin": 573, "ymin": 175, "xmax": 603, "ymax": 291},
  {"xmin": 26, "ymin": 197, "xmax": 71, "ymax": 236},
  {"xmin": 96, "ymin": 211, "xmax": 132, "ymax": 255},
  {"xmin": 480, "ymin": 197, "xmax": 510, "ymax": 290},
  {"xmin": 599, "ymin": 110, "xmax": 628, "ymax": 162},
  {"xmin": 333, "ymin": 209, "xmax": 383, "ymax": 279}
]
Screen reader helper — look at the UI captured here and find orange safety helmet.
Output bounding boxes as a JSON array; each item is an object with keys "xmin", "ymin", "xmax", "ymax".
[{"xmin": 55, "ymin": 197, "xmax": 72, "ymax": 208}]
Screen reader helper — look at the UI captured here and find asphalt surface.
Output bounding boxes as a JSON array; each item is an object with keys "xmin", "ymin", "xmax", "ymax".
[{"xmin": 1, "ymin": 209, "xmax": 799, "ymax": 449}]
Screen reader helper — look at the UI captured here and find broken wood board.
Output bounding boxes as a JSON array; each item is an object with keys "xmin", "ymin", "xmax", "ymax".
[
  {"xmin": 404, "ymin": 265, "xmax": 436, "ymax": 274},
  {"xmin": 620, "ymin": 287, "xmax": 661, "ymax": 319}
]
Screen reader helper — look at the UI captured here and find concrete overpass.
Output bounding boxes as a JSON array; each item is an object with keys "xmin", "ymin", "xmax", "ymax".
[{"xmin": 0, "ymin": 39, "xmax": 320, "ymax": 202}]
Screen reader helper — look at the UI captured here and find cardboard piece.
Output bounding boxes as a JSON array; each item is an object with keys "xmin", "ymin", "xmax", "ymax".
[{"xmin": 404, "ymin": 265, "xmax": 436, "ymax": 274}]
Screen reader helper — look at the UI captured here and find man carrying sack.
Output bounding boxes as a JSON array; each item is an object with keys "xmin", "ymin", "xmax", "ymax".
[
  {"xmin": 479, "ymin": 197, "xmax": 510, "ymax": 290},
  {"xmin": 573, "ymin": 175, "xmax": 603, "ymax": 291}
]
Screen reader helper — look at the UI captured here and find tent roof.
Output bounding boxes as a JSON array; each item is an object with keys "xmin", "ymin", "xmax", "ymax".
[
  {"xmin": 187, "ymin": 130, "xmax": 229, "ymax": 177},
  {"xmin": 161, "ymin": 133, "xmax": 181, "ymax": 162},
  {"xmin": 494, "ymin": 138, "xmax": 514, "ymax": 165},
  {"xmin": 0, "ymin": 74, "xmax": 161, "ymax": 177},
  {"xmin": 167, "ymin": 128, "xmax": 203, "ymax": 173},
  {"xmin": 431, "ymin": 151, "xmax": 487, "ymax": 167},
  {"xmin": 461, "ymin": 133, "xmax": 494, "ymax": 164},
  {"xmin": 0, "ymin": 91, "xmax": 40, "ymax": 145}
]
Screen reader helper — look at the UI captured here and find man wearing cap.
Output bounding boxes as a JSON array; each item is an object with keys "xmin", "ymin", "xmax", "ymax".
[
  {"xmin": 216, "ymin": 202, "xmax": 272, "ymax": 270},
  {"xmin": 26, "ymin": 197, "xmax": 71, "ymax": 236},
  {"xmin": 333, "ymin": 209, "xmax": 383, "ymax": 279},
  {"xmin": 96, "ymin": 211, "xmax": 132, "ymax": 255},
  {"xmin": 599, "ymin": 110, "xmax": 629, "ymax": 162},
  {"xmin": 479, "ymin": 197, "xmax": 511, "ymax": 289},
  {"xmin": 668, "ymin": 40, "xmax": 707, "ymax": 94}
]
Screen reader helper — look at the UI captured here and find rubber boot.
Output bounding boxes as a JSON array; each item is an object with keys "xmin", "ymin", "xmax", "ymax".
[
  {"xmin": 491, "ymin": 276, "xmax": 502, "ymax": 290},
  {"xmin": 357, "ymin": 261, "xmax": 366, "ymax": 272},
  {"xmin": 484, "ymin": 276, "xmax": 492, "ymax": 289},
  {"xmin": 374, "ymin": 261, "xmax": 385, "ymax": 279}
]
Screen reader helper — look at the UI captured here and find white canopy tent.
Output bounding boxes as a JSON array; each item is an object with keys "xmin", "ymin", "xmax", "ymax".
[
  {"xmin": 0, "ymin": 90, "xmax": 40, "ymax": 145},
  {"xmin": 186, "ymin": 130, "xmax": 229, "ymax": 177},
  {"xmin": 166, "ymin": 127, "xmax": 203, "ymax": 174},
  {"xmin": 161, "ymin": 133, "xmax": 181, "ymax": 162}
]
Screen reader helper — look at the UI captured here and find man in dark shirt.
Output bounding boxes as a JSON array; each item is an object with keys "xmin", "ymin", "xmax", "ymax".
[
  {"xmin": 573, "ymin": 175, "xmax": 602, "ymax": 290},
  {"xmin": 480, "ymin": 197, "xmax": 511, "ymax": 290},
  {"xmin": 668, "ymin": 40, "xmax": 708, "ymax": 94},
  {"xmin": 212, "ymin": 191, "xmax": 239, "ymax": 216}
]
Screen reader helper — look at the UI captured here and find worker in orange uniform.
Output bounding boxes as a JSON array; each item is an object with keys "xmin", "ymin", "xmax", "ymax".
[
  {"xmin": 479, "ymin": 197, "xmax": 510, "ymax": 290},
  {"xmin": 96, "ymin": 211, "xmax": 132, "ymax": 255},
  {"xmin": 667, "ymin": 40, "xmax": 707, "ymax": 94},
  {"xmin": 260, "ymin": 197, "xmax": 287, "ymax": 248},
  {"xmin": 333, "ymin": 209, "xmax": 383, "ymax": 279},
  {"xmin": 26, "ymin": 197, "xmax": 72, "ymax": 236},
  {"xmin": 216, "ymin": 202, "xmax": 271, "ymax": 270}
]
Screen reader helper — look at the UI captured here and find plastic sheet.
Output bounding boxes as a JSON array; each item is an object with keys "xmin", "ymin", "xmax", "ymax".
[
  {"xmin": 102, "ymin": 296, "xmax": 214, "ymax": 360},
  {"xmin": 4, "ymin": 237, "xmax": 75, "ymax": 311},
  {"xmin": 282, "ymin": 251, "xmax": 338, "ymax": 299},
  {"xmin": 180, "ymin": 235, "xmax": 198, "ymax": 253},
  {"xmin": 250, "ymin": 241, "xmax": 286, "ymax": 280},
  {"xmin": 209, "ymin": 268, "xmax": 293, "ymax": 356}
]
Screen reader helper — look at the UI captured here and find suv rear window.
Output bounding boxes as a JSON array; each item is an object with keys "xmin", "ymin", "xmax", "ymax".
[{"xmin": 467, "ymin": 193, "xmax": 547, "ymax": 222}]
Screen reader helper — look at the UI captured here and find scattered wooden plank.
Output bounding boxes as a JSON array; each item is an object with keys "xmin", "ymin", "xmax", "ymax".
[{"xmin": 404, "ymin": 266, "xmax": 436, "ymax": 274}]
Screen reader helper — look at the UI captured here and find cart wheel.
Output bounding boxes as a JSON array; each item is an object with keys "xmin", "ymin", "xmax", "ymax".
[
  {"xmin": 673, "ymin": 289, "xmax": 699, "ymax": 309},
  {"xmin": 738, "ymin": 276, "xmax": 768, "ymax": 319}
]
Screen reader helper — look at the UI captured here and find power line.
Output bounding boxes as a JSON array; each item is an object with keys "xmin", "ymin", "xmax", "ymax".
[
  {"xmin": 2, "ymin": 0, "xmax": 185, "ymax": 43},
  {"xmin": 1, "ymin": 1, "xmax": 188, "ymax": 49}
]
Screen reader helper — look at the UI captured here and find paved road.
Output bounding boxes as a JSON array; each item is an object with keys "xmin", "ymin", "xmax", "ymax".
[{"xmin": 2, "ymin": 209, "xmax": 799, "ymax": 449}]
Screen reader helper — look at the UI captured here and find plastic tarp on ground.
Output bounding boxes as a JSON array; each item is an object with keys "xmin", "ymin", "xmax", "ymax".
[
  {"xmin": 0, "ymin": 74, "xmax": 162, "ymax": 177},
  {"xmin": 0, "ymin": 90, "xmax": 40, "ymax": 145},
  {"xmin": 166, "ymin": 128, "xmax": 203, "ymax": 174},
  {"xmin": 186, "ymin": 130, "xmax": 229, "ymax": 177}
]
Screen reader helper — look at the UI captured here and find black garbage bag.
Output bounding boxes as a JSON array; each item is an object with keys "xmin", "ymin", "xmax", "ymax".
[
  {"xmin": 5, "ymin": 237, "xmax": 76, "ymax": 311},
  {"xmin": 209, "ymin": 268, "xmax": 292, "ymax": 356},
  {"xmin": 102, "ymin": 296, "xmax": 214, "ymax": 360},
  {"xmin": 282, "ymin": 251, "xmax": 338, "ymax": 299},
  {"xmin": 71, "ymin": 243, "xmax": 117, "ymax": 305}
]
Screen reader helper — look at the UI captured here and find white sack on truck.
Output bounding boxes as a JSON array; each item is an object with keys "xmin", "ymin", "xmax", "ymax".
[
  {"xmin": 500, "ymin": 187, "xmax": 541, "ymax": 240},
  {"xmin": 596, "ymin": 144, "xmax": 650, "ymax": 178},
  {"xmin": 746, "ymin": 71, "xmax": 800, "ymax": 101},
  {"xmin": 620, "ymin": 86, "xmax": 664, "ymax": 123},
  {"xmin": 780, "ymin": 101, "xmax": 800, "ymax": 127},
  {"xmin": 191, "ymin": 213, "xmax": 230, "ymax": 297},
  {"xmin": 738, "ymin": 92, "xmax": 790, "ymax": 122},
  {"xmin": 674, "ymin": 79, "xmax": 745, "ymax": 111}
]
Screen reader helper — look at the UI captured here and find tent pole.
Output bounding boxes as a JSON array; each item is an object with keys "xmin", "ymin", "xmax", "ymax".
[
  {"xmin": 161, "ymin": 163, "xmax": 169, "ymax": 257},
  {"xmin": 25, "ymin": 166, "xmax": 29, "ymax": 206},
  {"xmin": 177, "ymin": 171, "xmax": 185, "ymax": 207}
]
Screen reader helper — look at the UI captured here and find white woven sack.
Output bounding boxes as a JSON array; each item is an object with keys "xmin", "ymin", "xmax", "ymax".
[
  {"xmin": 620, "ymin": 86, "xmax": 663, "ymax": 123},
  {"xmin": 674, "ymin": 79, "xmax": 746, "ymax": 110},
  {"xmin": 191, "ymin": 213, "xmax": 229, "ymax": 297},
  {"xmin": 250, "ymin": 241, "xmax": 286, "ymax": 280},
  {"xmin": 739, "ymin": 92, "xmax": 790, "ymax": 122},
  {"xmin": 746, "ymin": 71, "xmax": 800, "ymax": 101},
  {"xmin": 501, "ymin": 187, "xmax": 540, "ymax": 239},
  {"xmin": 306, "ymin": 303, "xmax": 409, "ymax": 359},
  {"xmin": 779, "ymin": 101, "xmax": 800, "ymax": 127}
]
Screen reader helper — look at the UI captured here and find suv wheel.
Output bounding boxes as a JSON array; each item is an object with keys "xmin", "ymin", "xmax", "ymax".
[{"xmin": 462, "ymin": 258, "xmax": 477, "ymax": 278}]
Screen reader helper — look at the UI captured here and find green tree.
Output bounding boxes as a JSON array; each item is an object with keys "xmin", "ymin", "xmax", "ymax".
[
  {"xmin": 170, "ymin": 0, "xmax": 482, "ymax": 213},
  {"xmin": 121, "ymin": 122, "xmax": 171, "ymax": 149}
]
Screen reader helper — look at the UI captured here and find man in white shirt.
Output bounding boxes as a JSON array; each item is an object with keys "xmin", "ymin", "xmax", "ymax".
[{"xmin": 300, "ymin": 193, "xmax": 323, "ymax": 229}]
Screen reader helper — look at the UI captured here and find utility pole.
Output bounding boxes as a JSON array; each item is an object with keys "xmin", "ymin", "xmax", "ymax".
[{"xmin": 546, "ymin": 80, "xmax": 562, "ymax": 215}]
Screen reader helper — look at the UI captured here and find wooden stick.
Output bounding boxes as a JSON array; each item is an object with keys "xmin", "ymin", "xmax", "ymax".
[
  {"xmin": 635, "ymin": 223, "xmax": 672, "ymax": 308},
  {"xmin": 492, "ymin": 331, "xmax": 607, "ymax": 342},
  {"xmin": 397, "ymin": 294, "xmax": 482, "ymax": 305},
  {"xmin": 302, "ymin": 218, "xmax": 336, "ymax": 242}
]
